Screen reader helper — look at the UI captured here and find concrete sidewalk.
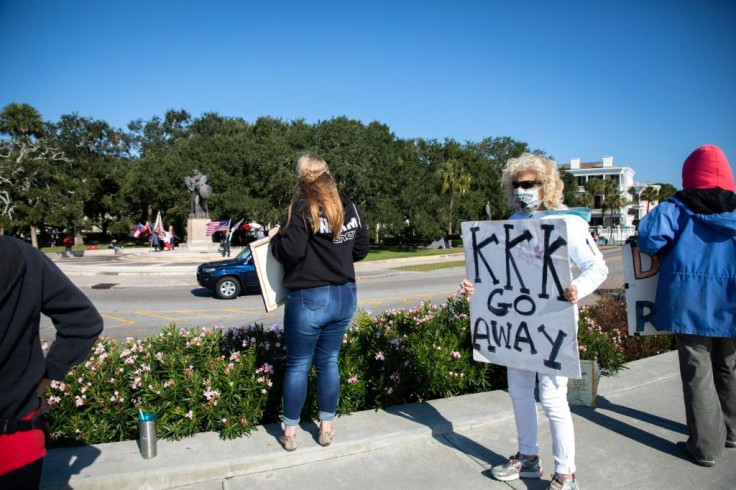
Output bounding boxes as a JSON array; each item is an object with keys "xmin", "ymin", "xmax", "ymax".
[{"xmin": 40, "ymin": 351, "xmax": 736, "ymax": 489}]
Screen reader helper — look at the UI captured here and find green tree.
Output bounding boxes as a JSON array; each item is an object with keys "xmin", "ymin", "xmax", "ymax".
[
  {"xmin": 585, "ymin": 177, "xmax": 620, "ymax": 229},
  {"xmin": 438, "ymin": 159, "xmax": 472, "ymax": 236},
  {"xmin": 50, "ymin": 114, "xmax": 131, "ymax": 236},
  {"xmin": 0, "ymin": 102, "xmax": 44, "ymax": 143},
  {"xmin": 0, "ymin": 103, "xmax": 77, "ymax": 246},
  {"xmin": 560, "ymin": 170, "xmax": 581, "ymax": 207},
  {"xmin": 657, "ymin": 183, "xmax": 677, "ymax": 201},
  {"xmin": 639, "ymin": 186, "xmax": 659, "ymax": 214}
]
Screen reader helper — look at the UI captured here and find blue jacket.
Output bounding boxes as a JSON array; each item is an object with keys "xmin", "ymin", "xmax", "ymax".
[{"xmin": 637, "ymin": 194, "xmax": 736, "ymax": 338}]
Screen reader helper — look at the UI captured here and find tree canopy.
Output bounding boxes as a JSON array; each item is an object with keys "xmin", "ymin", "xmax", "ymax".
[{"xmin": 0, "ymin": 103, "xmax": 558, "ymax": 246}]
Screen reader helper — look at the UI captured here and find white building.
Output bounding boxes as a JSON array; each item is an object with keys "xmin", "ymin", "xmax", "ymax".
[{"xmin": 558, "ymin": 156, "xmax": 660, "ymax": 243}]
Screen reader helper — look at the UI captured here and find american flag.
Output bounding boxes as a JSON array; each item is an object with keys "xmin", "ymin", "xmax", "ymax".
[{"xmin": 206, "ymin": 219, "xmax": 230, "ymax": 236}]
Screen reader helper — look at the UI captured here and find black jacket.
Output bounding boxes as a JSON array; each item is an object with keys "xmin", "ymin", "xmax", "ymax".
[
  {"xmin": 0, "ymin": 237, "xmax": 103, "ymax": 421},
  {"xmin": 271, "ymin": 195, "xmax": 370, "ymax": 290}
]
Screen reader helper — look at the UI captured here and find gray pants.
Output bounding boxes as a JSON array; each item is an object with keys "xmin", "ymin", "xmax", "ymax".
[{"xmin": 676, "ymin": 334, "xmax": 736, "ymax": 461}]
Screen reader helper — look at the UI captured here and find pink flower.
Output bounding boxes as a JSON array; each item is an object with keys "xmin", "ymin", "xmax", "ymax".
[
  {"xmin": 185, "ymin": 410, "xmax": 194, "ymax": 420},
  {"xmin": 375, "ymin": 351, "xmax": 385, "ymax": 361},
  {"xmin": 348, "ymin": 375, "xmax": 358, "ymax": 384},
  {"xmin": 203, "ymin": 388, "xmax": 220, "ymax": 401}
]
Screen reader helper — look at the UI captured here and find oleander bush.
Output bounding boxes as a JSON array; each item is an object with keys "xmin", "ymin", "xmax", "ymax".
[
  {"xmin": 44, "ymin": 291, "xmax": 675, "ymax": 447},
  {"xmin": 578, "ymin": 290, "xmax": 676, "ymax": 374}
]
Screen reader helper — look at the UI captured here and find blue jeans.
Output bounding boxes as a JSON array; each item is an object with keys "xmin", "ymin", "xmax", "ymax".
[{"xmin": 282, "ymin": 282, "xmax": 357, "ymax": 426}]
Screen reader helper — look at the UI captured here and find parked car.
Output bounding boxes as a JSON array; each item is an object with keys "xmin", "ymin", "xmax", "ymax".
[{"xmin": 196, "ymin": 247, "xmax": 260, "ymax": 299}]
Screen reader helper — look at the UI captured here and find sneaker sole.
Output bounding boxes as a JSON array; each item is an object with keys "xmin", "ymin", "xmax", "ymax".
[{"xmin": 491, "ymin": 469, "xmax": 543, "ymax": 481}]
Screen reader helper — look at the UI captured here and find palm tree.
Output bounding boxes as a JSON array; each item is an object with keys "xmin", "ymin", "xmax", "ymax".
[
  {"xmin": 577, "ymin": 192, "xmax": 594, "ymax": 209},
  {"xmin": 605, "ymin": 192, "xmax": 630, "ymax": 233},
  {"xmin": 640, "ymin": 186, "xmax": 659, "ymax": 214},
  {"xmin": 0, "ymin": 102, "xmax": 44, "ymax": 143},
  {"xmin": 438, "ymin": 159, "xmax": 472, "ymax": 236}
]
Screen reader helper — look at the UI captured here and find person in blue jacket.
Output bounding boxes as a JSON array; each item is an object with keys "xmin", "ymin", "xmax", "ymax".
[{"xmin": 637, "ymin": 144, "xmax": 736, "ymax": 467}]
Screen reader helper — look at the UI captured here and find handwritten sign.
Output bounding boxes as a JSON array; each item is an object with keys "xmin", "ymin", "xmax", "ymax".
[
  {"xmin": 622, "ymin": 242, "xmax": 668, "ymax": 336},
  {"xmin": 461, "ymin": 219, "xmax": 581, "ymax": 379}
]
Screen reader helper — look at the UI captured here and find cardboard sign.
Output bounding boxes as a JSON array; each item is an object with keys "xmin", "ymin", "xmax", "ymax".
[
  {"xmin": 622, "ymin": 242, "xmax": 669, "ymax": 336},
  {"xmin": 250, "ymin": 236, "xmax": 287, "ymax": 312},
  {"xmin": 461, "ymin": 219, "xmax": 581, "ymax": 379}
]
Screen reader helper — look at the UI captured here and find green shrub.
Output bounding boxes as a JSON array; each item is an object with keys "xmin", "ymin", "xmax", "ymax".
[{"xmin": 44, "ymin": 290, "xmax": 673, "ymax": 447}]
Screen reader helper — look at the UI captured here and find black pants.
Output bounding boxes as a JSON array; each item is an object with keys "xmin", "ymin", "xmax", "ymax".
[{"xmin": 0, "ymin": 457, "xmax": 43, "ymax": 490}]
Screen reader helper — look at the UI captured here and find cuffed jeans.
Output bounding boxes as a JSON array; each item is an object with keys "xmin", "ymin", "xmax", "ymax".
[
  {"xmin": 282, "ymin": 283, "xmax": 357, "ymax": 426},
  {"xmin": 676, "ymin": 334, "xmax": 736, "ymax": 462},
  {"xmin": 507, "ymin": 367, "xmax": 576, "ymax": 475}
]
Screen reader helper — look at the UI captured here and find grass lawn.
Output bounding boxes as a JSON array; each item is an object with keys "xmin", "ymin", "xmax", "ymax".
[
  {"xmin": 390, "ymin": 260, "xmax": 467, "ymax": 272},
  {"xmin": 363, "ymin": 246, "xmax": 464, "ymax": 261}
]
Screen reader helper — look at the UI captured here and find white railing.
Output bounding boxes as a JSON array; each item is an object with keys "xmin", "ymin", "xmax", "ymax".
[{"xmin": 595, "ymin": 225, "xmax": 636, "ymax": 245}]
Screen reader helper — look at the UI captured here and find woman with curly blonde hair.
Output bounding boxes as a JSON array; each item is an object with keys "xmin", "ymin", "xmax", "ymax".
[
  {"xmin": 269, "ymin": 153, "xmax": 370, "ymax": 451},
  {"xmin": 501, "ymin": 153, "xmax": 565, "ymax": 211},
  {"xmin": 463, "ymin": 152, "xmax": 608, "ymax": 490}
]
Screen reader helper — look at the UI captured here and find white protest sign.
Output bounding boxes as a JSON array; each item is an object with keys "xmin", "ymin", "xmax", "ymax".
[
  {"xmin": 461, "ymin": 219, "xmax": 581, "ymax": 379},
  {"xmin": 622, "ymin": 242, "xmax": 669, "ymax": 336}
]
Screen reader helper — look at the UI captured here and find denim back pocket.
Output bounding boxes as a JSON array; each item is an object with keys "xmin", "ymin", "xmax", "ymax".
[{"xmin": 298, "ymin": 286, "xmax": 329, "ymax": 312}]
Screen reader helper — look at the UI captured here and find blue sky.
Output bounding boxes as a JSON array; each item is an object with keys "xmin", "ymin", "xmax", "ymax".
[{"xmin": 2, "ymin": 1, "xmax": 735, "ymax": 187}]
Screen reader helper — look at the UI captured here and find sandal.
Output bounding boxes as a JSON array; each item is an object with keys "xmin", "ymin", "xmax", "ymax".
[
  {"xmin": 318, "ymin": 429, "xmax": 336, "ymax": 447},
  {"xmin": 279, "ymin": 433, "xmax": 297, "ymax": 451}
]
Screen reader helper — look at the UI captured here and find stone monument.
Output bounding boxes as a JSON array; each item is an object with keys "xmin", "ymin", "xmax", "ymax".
[{"xmin": 184, "ymin": 170, "xmax": 217, "ymax": 251}]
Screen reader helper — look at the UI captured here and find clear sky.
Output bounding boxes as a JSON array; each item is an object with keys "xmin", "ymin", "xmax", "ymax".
[{"xmin": 2, "ymin": 0, "xmax": 735, "ymax": 188}]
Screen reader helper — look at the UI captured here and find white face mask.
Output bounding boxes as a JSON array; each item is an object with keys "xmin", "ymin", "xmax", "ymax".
[{"xmin": 513, "ymin": 187, "xmax": 543, "ymax": 211}]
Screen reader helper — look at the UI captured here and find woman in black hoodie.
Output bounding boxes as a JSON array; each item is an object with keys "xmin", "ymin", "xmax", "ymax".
[{"xmin": 269, "ymin": 153, "xmax": 369, "ymax": 451}]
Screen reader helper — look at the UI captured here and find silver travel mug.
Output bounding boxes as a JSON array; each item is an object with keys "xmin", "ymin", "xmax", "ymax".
[{"xmin": 138, "ymin": 412, "xmax": 157, "ymax": 459}]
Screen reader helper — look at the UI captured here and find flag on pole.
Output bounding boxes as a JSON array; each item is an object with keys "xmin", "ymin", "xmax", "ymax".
[
  {"xmin": 206, "ymin": 219, "xmax": 231, "ymax": 236},
  {"xmin": 132, "ymin": 222, "xmax": 150, "ymax": 238},
  {"xmin": 228, "ymin": 218, "xmax": 244, "ymax": 242},
  {"xmin": 152, "ymin": 211, "xmax": 164, "ymax": 238}
]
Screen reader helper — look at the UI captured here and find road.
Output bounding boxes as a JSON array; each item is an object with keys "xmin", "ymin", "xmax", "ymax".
[{"xmin": 41, "ymin": 248, "xmax": 623, "ymax": 343}]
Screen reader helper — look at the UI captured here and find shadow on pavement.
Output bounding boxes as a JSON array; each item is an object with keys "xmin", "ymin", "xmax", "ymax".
[
  {"xmin": 385, "ymin": 401, "xmax": 503, "ymax": 482},
  {"xmin": 571, "ymin": 395, "xmax": 689, "ymax": 461},
  {"xmin": 41, "ymin": 444, "xmax": 102, "ymax": 489}
]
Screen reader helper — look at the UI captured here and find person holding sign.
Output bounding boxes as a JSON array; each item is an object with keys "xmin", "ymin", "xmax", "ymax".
[
  {"xmin": 636, "ymin": 144, "xmax": 736, "ymax": 467},
  {"xmin": 269, "ymin": 153, "xmax": 370, "ymax": 451},
  {"xmin": 462, "ymin": 153, "xmax": 607, "ymax": 490}
]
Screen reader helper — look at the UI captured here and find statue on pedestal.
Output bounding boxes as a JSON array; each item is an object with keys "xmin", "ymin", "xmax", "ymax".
[{"xmin": 185, "ymin": 170, "xmax": 211, "ymax": 218}]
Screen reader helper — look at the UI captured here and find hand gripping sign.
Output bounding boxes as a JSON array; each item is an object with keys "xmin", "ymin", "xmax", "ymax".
[{"xmin": 461, "ymin": 219, "xmax": 582, "ymax": 379}]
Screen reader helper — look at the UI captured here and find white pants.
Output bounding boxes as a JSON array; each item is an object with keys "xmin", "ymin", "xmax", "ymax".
[{"xmin": 507, "ymin": 367, "xmax": 576, "ymax": 475}]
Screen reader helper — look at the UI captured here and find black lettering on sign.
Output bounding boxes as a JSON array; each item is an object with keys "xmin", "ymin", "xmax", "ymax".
[
  {"xmin": 538, "ymin": 324, "xmax": 567, "ymax": 370},
  {"xmin": 504, "ymin": 224, "xmax": 532, "ymax": 293},
  {"xmin": 538, "ymin": 224, "xmax": 567, "ymax": 301},
  {"xmin": 473, "ymin": 318, "xmax": 494, "ymax": 352},
  {"xmin": 488, "ymin": 288, "xmax": 512, "ymax": 316},
  {"xmin": 492, "ymin": 320, "xmax": 513, "ymax": 349},
  {"xmin": 470, "ymin": 226, "xmax": 500, "ymax": 285},
  {"xmin": 513, "ymin": 321, "xmax": 537, "ymax": 354}
]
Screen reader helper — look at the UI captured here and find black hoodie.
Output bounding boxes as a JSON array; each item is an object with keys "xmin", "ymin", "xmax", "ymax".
[
  {"xmin": 270, "ymin": 195, "xmax": 370, "ymax": 290},
  {"xmin": 0, "ymin": 237, "xmax": 103, "ymax": 422}
]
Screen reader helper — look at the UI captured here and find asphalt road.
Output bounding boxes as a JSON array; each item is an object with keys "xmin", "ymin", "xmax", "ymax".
[{"xmin": 41, "ymin": 248, "xmax": 623, "ymax": 343}]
